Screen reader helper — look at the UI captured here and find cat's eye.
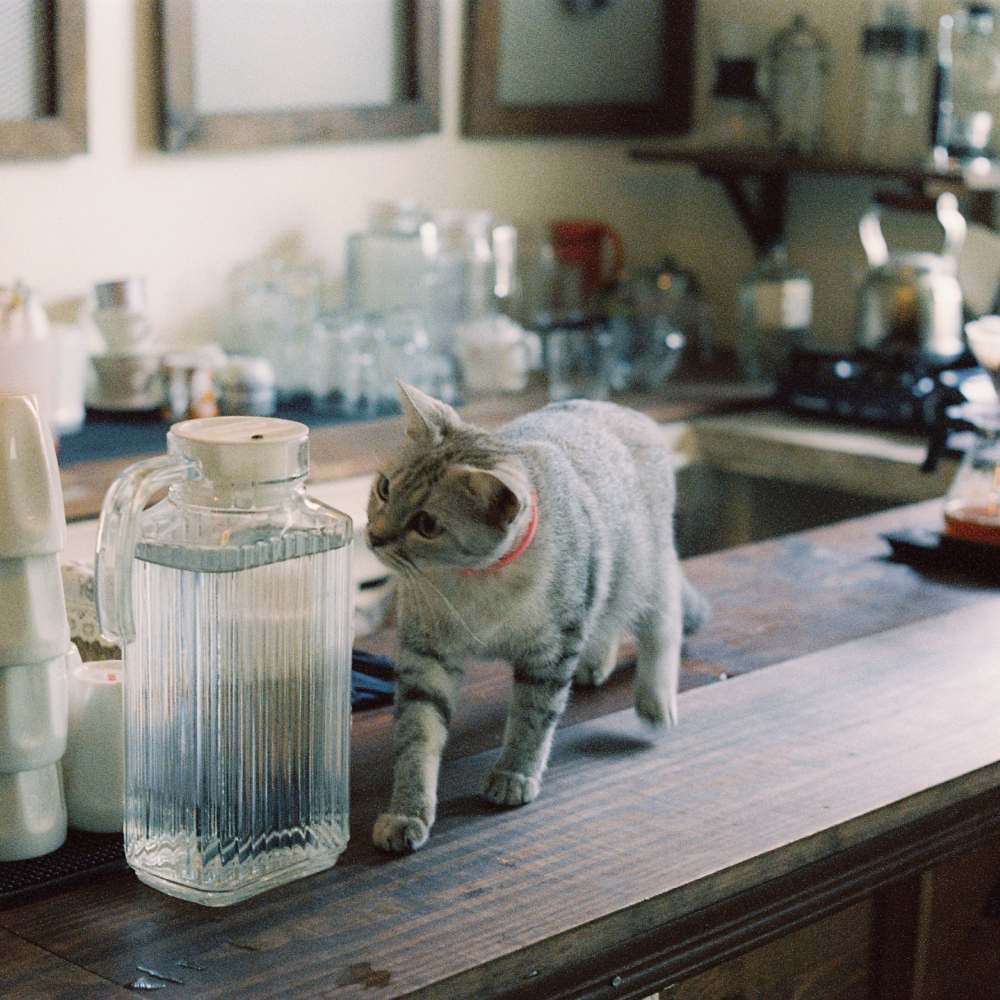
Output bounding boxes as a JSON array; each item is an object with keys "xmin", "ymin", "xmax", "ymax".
[
  {"xmin": 375, "ymin": 474, "xmax": 390, "ymax": 501},
  {"xmin": 411, "ymin": 511, "xmax": 443, "ymax": 539}
]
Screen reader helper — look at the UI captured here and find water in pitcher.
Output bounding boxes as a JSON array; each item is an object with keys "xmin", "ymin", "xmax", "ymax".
[{"xmin": 125, "ymin": 530, "xmax": 352, "ymax": 904}]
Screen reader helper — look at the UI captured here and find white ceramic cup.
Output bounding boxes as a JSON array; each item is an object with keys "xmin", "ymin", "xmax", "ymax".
[
  {"xmin": 0, "ymin": 554, "xmax": 71, "ymax": 667},
  {"xmin": 0, "ymin": 650, "xmax": 69, "ymax": 773},
  {"xmin": 0, "ymin": 393, "xmax": 65, "ymax": 558},
  {"xmin": 0, "ymin": 764, "xmax": 67, "ymax": 861},
  {"xmin": 62, "ymin": 657, "xmax": 124, "ymax": 833}
]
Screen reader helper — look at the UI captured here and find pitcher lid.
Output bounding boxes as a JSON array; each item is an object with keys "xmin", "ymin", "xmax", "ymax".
[{"xmin": 168, "ymin": 416, "xmax": 308, "ymax": 483}]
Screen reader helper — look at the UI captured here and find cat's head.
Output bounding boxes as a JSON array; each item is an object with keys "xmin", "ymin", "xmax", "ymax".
[{"xmin": 366, "ymin": 383, "xmax": 531, "ymax": 573}]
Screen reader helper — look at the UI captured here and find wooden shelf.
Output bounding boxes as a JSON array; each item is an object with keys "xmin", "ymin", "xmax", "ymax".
[{"xmin": 630, "ymin": 145, "xmax": 999, "ymax": 255}]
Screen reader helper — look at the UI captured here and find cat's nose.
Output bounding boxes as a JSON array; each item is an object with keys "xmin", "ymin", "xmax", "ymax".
[{"xmin": 367, "ymin": 528, "xmax": 387, "ymax": 548}]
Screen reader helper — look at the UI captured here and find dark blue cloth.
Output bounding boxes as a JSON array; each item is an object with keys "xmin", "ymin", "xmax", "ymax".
[{"xmin": 351, "ymin": 649, "xmax": 396, "ymax": 710}]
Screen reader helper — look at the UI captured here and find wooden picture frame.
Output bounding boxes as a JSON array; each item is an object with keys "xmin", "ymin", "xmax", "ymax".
[
  {"xmin": 462, "ymin": 0, "xmax": 695, "ymax": 138},
  {"xmin": 158, "ymin": 0, "xmax": 440, "ymax": 153},
  {"xmin": 0, "ymin": 0, "xmax": 87, "ymax": 158}
]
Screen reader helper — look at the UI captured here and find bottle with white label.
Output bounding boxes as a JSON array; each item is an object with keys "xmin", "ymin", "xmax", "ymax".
[{"xmin": 737, "ymin": 245, "xmax": 813, "ymax": 382}]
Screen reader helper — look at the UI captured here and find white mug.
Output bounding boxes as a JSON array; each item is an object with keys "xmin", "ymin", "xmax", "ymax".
[
  {"xmin": 0, "ymin": 651, "xmax": 69, "ymax": 773},
  {"xmin": 0, "ymin": 764, "xmax": 67, "ymax": 861},
  {"xmin": 62, "ymin": 657, "xmax": 124, "ymax": 833}
]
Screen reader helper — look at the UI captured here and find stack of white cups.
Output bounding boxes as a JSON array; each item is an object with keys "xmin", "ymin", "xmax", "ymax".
[{"xmin": 0, "ymin": 394, "xmax": 71, "ymax": 861}]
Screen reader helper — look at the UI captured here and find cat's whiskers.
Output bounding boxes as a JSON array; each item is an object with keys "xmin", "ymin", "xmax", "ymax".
[{"xmin": 397, "ymin": 551, "xmax": 487, "ymax": 649}]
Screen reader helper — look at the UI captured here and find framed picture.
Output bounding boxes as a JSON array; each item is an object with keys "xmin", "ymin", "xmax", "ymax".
[
  {"xmin": 158, "ymin": 0, "xmax": 440, "ymax": 152},
  {"xmin": 0, "ymin": 0, "xmax": 87, "ymax": 158},
  {"xmin": 462, "ymin": 0, "xmax": 694, "ymax": 138}
]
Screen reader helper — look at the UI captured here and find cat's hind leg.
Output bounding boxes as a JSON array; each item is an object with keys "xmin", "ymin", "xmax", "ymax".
[
  {"xmin": 633, "ymin": 555, "xmax": 683, "ymax": 728},
  {"xmin": 573, "ymin": 630, "xmax": 620, "ymax": 688}
]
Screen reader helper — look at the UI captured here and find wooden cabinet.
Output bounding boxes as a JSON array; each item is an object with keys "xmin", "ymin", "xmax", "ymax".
[
  {"xmin": 663, "ymin": 836, "xmax": 1000, "ymax": 1000},
  {"xmin": 913, "ymin": 836, "xmax": 1000, "ymax": 999},
  {"xmin": 671, "ymin": 901, "xmax": 876, "ymax": 1000}
]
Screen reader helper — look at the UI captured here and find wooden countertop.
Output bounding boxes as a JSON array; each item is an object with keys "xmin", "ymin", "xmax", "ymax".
[
  {"xmin": 2, "ymin": 499, "xmax": 999, "ymax": 998},
  {"xmin": 59, "ymin": 381, "xmax": 768, "ymax": 522}
]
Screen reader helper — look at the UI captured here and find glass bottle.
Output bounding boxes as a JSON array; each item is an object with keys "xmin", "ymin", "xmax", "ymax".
[
  {"xmin": 936, "ymin": 3, "xmax": 1000, "ymax": 160},
  {"xmin": 95, "ymin": 417, "xmax": 353, "ymax": 906},
  {"xmin": 737, "ymin": 245, "xmax": 813, "ymax": 382},
  {"xmin": 701, "ymin": 23, "xmax": 772, "ymax": 148},
  {"xmin": 762, "ymin": 13, "xmax": 831, "ymax": 154},
  {"xmin": 857, "ymin": 0, "xmax": 930, "ymax": 165}
]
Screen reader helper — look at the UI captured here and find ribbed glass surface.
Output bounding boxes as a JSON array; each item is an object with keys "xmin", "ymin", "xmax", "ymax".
[{"xmin": 124, "ymin": 530, "xmax": 351, "ymax": 905}]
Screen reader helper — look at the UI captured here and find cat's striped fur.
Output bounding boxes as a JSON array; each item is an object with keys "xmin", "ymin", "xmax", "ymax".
[{"xmin": 368, "ymin": 384, "xmax": 708, "ymax": 852}]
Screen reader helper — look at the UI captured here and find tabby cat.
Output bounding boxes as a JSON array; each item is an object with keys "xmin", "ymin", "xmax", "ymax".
[{"xmin": 368, "ymin": 383, "xmax": 708, "ymax": 852}]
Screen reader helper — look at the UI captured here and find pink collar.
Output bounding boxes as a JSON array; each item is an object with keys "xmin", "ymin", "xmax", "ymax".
[{"xmin": 461, "ymin": 492, "xmax": 538, "ymax": 576}]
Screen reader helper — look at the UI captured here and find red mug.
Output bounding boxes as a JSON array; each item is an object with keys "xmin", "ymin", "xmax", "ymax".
[{"xmin": 549, "ymin": 220, "xmax": 625, "ymax": 297}]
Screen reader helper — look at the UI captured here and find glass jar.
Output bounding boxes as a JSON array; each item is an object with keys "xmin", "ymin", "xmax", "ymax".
[
  {"xmin": 95, "ymin": 417, "xmax": 353, "ymax": 906},
  {"xmin": 737, "ymin": 245, "xmax": 813, "ymax": 382},
  {"xmin": 943, "ymin": 402, "xmax": 1000, "ymax": 546},
  {"xmin": 936, "ymin": 3, "xmax": 1000, "ymax": 160},
  {"xmin": 762, "ymin": 13, "xmax": 831, "ymax": 154},
  {"xmin": 857, "ymin": 0, "xmax": 930, "ymax": 165}
]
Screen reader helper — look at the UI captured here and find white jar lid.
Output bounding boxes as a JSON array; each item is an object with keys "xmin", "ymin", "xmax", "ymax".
[{"xmin": 168, "ymin": 416, "xmax": 309, "ymax": 484}]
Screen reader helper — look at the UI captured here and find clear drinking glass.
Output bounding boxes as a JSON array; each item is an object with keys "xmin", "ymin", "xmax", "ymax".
[
  {"xmin": 95, "ymin": 417, "xmax": 353, "ymax": 906},
  {"xmin": 543, "ymin": 324, "xmax": 615, "ymax": 401},
  {"xmin": 227, "ymin": 258, "xmax": 322, "ymax": 401},
  {"xmin": 345, "ymin": 201, "xmax": 429, "ymax": 314}
]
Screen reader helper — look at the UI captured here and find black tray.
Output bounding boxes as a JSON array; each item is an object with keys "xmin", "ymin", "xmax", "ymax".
[
  {"xmin": 0, "ymin": 651, "xmax": 396, "ymax": 909},
  {"xmin": 882, "ymin": 528, "xmax": 1000, "ymax": 582}
]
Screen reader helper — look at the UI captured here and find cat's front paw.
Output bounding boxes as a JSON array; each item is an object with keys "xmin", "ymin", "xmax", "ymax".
[
  {"xmin": 482, "ymin": 769, "xmax": 541, "ymax": 807},
  {"xmin": 634, "ymin": 683, "xmax": 678, "ymax": 730},
  {"xmin": 373, "ymin": 812, "xmax": 429, "ymax": 853}
]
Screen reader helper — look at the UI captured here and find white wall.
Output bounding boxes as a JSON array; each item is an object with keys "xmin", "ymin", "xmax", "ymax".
[{"xmin": 0, "ymin": 0, "xmax": 969, "ymax": 354}]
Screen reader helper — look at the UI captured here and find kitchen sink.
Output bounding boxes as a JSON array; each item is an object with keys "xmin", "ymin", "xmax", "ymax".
[{"xmin": 674, "ymin": 463, "xmax": 897, "ymax": 558}]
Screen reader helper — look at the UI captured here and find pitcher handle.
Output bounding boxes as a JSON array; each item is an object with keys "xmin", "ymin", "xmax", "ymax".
[{"xmin": 95, "ymin": 453, "xmax": 197, "ymax": 646}]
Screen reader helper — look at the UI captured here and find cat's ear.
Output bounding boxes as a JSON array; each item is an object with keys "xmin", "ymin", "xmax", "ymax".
[
  {"xmin": 397, "ymin": 381, "xmax": 460, "ymax": 445},
  {"xmin": 450, "ymin": 463, "xmax": 526, "ymax": 530}
]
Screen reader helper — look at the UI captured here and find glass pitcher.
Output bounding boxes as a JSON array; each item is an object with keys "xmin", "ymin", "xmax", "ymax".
[
  {"xmin": 943, "ymin": 402, "xmax": 1000, "ymax": 546},
  {"xmin": 95, "ymin": 416, "xmax": 353, "ymax": 906}
]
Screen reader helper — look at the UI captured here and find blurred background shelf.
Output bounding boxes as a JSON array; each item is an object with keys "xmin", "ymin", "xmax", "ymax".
[{"xmin": 630, "ymin": 146, "xmax": 999, "ymax": 255}]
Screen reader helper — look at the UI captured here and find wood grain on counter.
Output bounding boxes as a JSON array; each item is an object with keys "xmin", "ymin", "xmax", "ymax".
[
  {"xmin": 2, "ymin": 500, "xmax": 999, "ymax": 999},
  {"xmin": 3, "ymin": 597, "xmax": 1000, "ymax": 999},
  {"xmin": 59, "ymin": 382, "xmax": 767, "ymax": 521}
]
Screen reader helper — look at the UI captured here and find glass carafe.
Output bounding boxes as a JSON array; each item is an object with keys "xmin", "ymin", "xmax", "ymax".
[
  {"xmin": 943, "ymin": 402, "xmax": 1000, "ymax": 546},
  {"xmin": 95, "ymin": 416, "xmax": 353, "ymax": 906}
]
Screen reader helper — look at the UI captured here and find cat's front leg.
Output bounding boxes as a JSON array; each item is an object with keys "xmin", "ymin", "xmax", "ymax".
[
  {"xmin": 373, "ymin": 647, "xmax": 462, "ymax": 853},
  {"xmin": 483, "ymin": 629, "xmax": 579, "ymax": 807}
]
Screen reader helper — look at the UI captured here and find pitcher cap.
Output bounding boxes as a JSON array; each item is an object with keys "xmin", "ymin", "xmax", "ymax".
[{"xmin": 168, "ymin": 416, "xmax": 308, "ymax": 483}]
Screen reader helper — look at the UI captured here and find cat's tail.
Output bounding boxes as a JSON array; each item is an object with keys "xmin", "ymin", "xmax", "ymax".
[{"xmin": 682, "ymin": 576, "xmax": 710, "ymax": 636}]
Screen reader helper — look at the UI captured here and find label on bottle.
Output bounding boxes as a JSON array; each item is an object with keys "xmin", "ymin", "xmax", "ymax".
[{"xmin": 754, "ymin": 278, "xmax": 812, "ymax": 331}]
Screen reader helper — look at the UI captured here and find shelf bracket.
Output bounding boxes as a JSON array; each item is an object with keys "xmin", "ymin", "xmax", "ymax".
[{"xmin": 708, "ymin": 169, "xmax": 789, "ymax": 258}]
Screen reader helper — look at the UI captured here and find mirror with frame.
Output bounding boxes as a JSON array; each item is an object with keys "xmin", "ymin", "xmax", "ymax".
[
  {"xmin": 462, "ymin": 0, "xmax": 695, "ymax": 138},
  {"xmin": 158, "ymin": 0, "xmax": 441, "ymax": 152},
  {"xmin": 0, "ymin": 0, "xmax": 86, "ymax": 158}
]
